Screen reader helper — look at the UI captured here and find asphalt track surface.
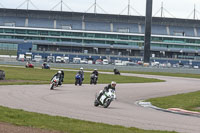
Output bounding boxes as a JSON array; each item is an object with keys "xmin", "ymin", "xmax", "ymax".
[{"xmin": 0, "ymin": 72, "xmax": 200, "ymax": 133}]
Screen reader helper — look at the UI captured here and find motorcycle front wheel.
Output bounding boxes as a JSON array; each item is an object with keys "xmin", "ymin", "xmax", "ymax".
[
  {"xmin": 50, "ymin": 83, "xmax": 54, "ymax": 90},
  {"xmin": 103, "ymin": 99, "xmax": 111, "ymax": 108},
  {"xmin": 94, "ymin": 99, "xmax": 99, "ymax": 106}
]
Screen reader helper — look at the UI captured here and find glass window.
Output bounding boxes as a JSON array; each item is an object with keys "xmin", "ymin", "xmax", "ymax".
[
  {"xmin": 72, "ymin": 39, "xmax": 82, "ymax": 43},
  {"xmin": 195, "ymin": 40, "xmax": 200, "ymax": 44},
  {"xmin": 39, "ymin": 31, "xmax": 48, "ymax": 35},
  {"xmin": 95, "ymin": 34, "xmax": 105, "ymax": 38},
  {"xmin": 62, "ymin": 32, "xmax": 71, "ymax": 36},
  {"xmin": 27, "ymin": 37, "xmax": 40, "ymax": 40},
  {"xmin": 106, "ymin": 34, "xmax": 117, "ymax": 39},
  {"xmin": 129, "ymin": 36, "xmax": 143, "ymax": 40},
  {"xmin": 49, "ymin": 31, "xmax": 60, "ymax": 36},
  {"xmin": 173, "ymin": 45, "xmax": 183, "ymax": 48},
  {"xmin": 106, "ymin": 41, "xmax": 114, "ymax": 44},
  {"xmin": 16, "ymin": 29, "xmax": 26, "ymax": 34},
  {"xmin": 47, "ymin": 38, "xmax": 59, "ymax": 42},
  {"xmin": 15, "ymin": 36, "xmax": 26, "ymax": 39},
  {"xmin": 129, "ymin": 42, "xmax": 139, "ymax": 46},
  {"xmin": 118, "ymin": 35, "xmax": 128, "ymax": 40},
  {"xmin": 94, "ymin": 40, "xmax": 105, "ymax": 44},
  {"xmin": 173, "ymin": 38, "xmax": 185, "ymax": 43},
  {"xmin": 114, "ymin": 41, "xmax": 128, "ymax": 45},
  {"xmin": 152, "ymin": 37, "xmax": 162, "ymax": 42},
  {"xmin": 27, "ymin": 30, "xmax": 38, "ymax": 35},
  {"xmin": 71, "ymin": 32, "xmax": 83, "ymax": 37},
  {"xmin": 84, "ymin": 33, "xmax": 95, "ymax": 38},
  {"xmin": 4, "ymin": 29, "xmax": 14, "ymax": 33},
  {"xmin": 61, "ymin": 38, "xmax": 71, "ymax": 42},
  {"xmin": 4, "ymin": 35, "xmax": 12, "ymax": 39},
  {"xmin": 84, "ymin": 40, "xmax": 94, "ymax": 43},
  {"xmin": 32, "ymin": 45, "xmax": 37, "ymax": 50}
]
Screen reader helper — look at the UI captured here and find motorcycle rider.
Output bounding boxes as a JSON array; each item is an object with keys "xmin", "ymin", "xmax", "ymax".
[
  {"xmin": 92, "ymin": 68, "xmax": 98, "ymax": 77},
  {"xmin": 26, "ymin": 61, "xmax": 30, "ymax": 67},
  {"xmin": 97, "ymin": 81, "xmax": 116, "ymax": 101},
  {"xmin": 78, "ymin": 67, "xmax": 84, "ymax": 81},
  {"xmin": 113, "ymin": 67, "xmax": 120, "ymax": 75},
  {"xmin": 90, "ymin": 68, "xmax": 98, "ymax": 84},
  {"xmin": 42, "ymin": 62, "xmax": 47, "ymax": 68},
  {"xmin": 51, "ymin": 70, "xmax": 62, "ymax": 85},
  {"xmin": 60, "ymin": 69, "xmax": 64, "ymax": 83}
]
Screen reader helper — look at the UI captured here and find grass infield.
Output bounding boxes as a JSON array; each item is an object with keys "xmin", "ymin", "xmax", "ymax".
[
  {"xmin": 147, "ymin": 91, "xmax": 200, "ymax": 112},
  {"xmin": 0, "ymin": 66, "xmax": 163, "ymax": 85}
]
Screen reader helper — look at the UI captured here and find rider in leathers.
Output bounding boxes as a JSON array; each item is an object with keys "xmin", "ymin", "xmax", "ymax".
[
  {"xmin": 51, "ymin": 71, "xmax": 62, "ymax": 85},
  {"xmin": 91, "ymin": 68, "xmax": 98, "ymax": 81},
  {"xmin": 97, "ymin": 81, "xmax": 116, "ymax": 101}
]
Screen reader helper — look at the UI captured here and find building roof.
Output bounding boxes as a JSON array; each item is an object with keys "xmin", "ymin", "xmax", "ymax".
[{"xmin": 0, "ymin": 8, "xmax": 200, "ymax": 27}]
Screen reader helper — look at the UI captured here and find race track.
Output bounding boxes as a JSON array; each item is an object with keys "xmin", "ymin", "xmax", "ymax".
[{"xmin": 0, "ymin": 72, "xmax": 200, "ymax": 133}]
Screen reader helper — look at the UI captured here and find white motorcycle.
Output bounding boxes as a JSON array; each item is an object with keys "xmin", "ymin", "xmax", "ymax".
[
  {"xmin": 50, "ymin": 76, "xmax": 59, "ymax": 90},
  {"xmin": 94, "ymin": 89, "xmax": 116, "ymax": 108}
]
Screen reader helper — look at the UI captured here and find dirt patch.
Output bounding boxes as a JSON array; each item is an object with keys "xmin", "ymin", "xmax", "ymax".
[{"xmin": 0, "ymin": 122, "xmax": 63, "ymax": 133}]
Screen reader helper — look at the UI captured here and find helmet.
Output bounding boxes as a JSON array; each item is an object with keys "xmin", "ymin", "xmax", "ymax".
[
  {"xmin": 80, "ymin": 67, "xmax": 83, "ymax": 70},
  {"xmin": 58, "ymin": 71, "xmax": 61, "ymax": 74},
  {"xmin": 111, "ymin": 81, "xmax": 116, "ymax": 86},
  {"xmin": 94, "ymin": 68, "xmax": 97, "ymax": 71}
]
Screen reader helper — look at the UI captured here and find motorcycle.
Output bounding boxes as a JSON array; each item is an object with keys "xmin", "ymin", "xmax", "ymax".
[
  {"xmin": 94, "ymin": 89, "xmax": 116, "ymax": 108},
  {"xmin": 90, "ymin": 74, "xmax": 98, "ymax": 85},
  {"xmin": 75, "ymin": 74, "xmax": 82, "ymax": 86},
  {"xmin": 42, "ymin": 63, "xmax": 50, "ymax": 69},
  {"xmin": 25, "ymin": 62, "xmax": 34, "ymax": 68},
  {"xmin": 50, "ymin": 76, "xmax": 59, "ymax": 90},
  {"xmin": 114, "ymin": 69, "xmax": 120, "ymax": 75}
]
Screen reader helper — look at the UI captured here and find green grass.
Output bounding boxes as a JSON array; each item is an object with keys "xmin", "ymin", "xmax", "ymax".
[
  {"xmin": 147, "ymin": 91, "xmax": 200, "ymax": 112},
  {"xmin": 129, "ymin": 71, "xmax": 200, "ymax": 79},
  {"xmin": 0, "ymin": 66, "xmax": 163, "ymax": 85},
  {"xmin": 96, "ymin": 69, "xmax": 200, "ymax": 79},
  {"xmin": 0, "ymin": 106, "xmax": 176, "ymax": 133},
  {"xmin": 53, "ymin": 67, "xmax": 200, "ymax": 79}
]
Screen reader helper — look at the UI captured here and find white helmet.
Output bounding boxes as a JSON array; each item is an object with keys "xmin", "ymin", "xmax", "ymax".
[
  {"xmin": 94, "ymin": 68, "xmax": 97, "ymax": 71},
  {"xmin": 111, "ymin": 81, "xmax": 116, "ymax": 85},
  {"xmin": 80, "ymin": 67, "xmax": 83, "ymax": 70},
  {"xmin": 58, "ymin": 71, "xmax": 61, "ymax": 74}
]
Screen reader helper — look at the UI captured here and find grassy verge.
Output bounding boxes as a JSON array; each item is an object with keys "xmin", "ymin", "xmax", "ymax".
[
  {"xmin": 0, "ymin": 66, "xmax": 163, "ymax": 85},
  {"xmin": 147, "ymin": 91, "xmax": 200, "ymax": 112},
  {"xmin": 125, "ymin": 71, "xmax": 200, "ymax": 79},
  {"xmin": 0, "ymin": 106, "xmax": 176, "ymax": 133}
]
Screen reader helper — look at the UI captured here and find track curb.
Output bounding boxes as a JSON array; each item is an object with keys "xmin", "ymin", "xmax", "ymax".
[{"xmin": 136, "ymin": 100, "xmax": 200, "ymax": 118}]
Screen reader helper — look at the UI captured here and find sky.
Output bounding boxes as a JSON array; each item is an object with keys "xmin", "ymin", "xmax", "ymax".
[{"xmin": 1, "ymin": 0, "xmax": 200, "ymax": 19}]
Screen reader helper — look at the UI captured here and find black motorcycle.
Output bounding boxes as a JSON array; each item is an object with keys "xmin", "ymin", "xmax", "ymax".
[
  {"xmin": 90, "ymin": 74, "xmax": 98, "ymax": 85},
  {"xmin": 114, "ymin": 69, "xmax": 120, "ymax": 75}
]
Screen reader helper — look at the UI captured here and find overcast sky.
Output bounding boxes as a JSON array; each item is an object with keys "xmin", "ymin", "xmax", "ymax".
[{"xmin": 1, "ymin": 0, "xmax": 200, "ymax": 19}]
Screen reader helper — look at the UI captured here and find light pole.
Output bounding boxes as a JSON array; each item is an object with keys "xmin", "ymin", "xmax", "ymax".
[{"xmin": 143, "ymin": 0, "xmax": 153, "ymax": 65}]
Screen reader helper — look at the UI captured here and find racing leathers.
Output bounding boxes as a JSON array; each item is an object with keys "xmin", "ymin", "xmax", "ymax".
[{"xmin": 97, "ymin": 84, "xmax": 115, "ymax": 101}]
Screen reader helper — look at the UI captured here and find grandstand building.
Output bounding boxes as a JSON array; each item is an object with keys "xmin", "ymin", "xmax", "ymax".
[{"xmin": 1, "ymin": 8, "xmax": 200, "ymax": 61}]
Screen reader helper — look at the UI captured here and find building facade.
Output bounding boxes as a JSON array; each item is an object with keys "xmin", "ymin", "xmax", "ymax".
[{"xmin": 1, "ymin": 8, "xmax": 200, "ymax": 60}]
